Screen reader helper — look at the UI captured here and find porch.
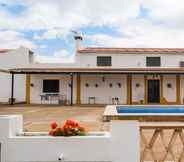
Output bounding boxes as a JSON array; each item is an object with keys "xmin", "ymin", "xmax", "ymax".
[{"xmin": 8, "ymin": 67, "xmax": 184, "ymax": 105}]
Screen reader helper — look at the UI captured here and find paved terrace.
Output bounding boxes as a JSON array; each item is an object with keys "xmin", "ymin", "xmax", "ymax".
[{"xmin": 0, "ymin": 105, "xmax": 109, "ymax": 132}]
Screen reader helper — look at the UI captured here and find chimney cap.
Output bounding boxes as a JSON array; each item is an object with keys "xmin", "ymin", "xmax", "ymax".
[{"xmin": 74, "ymin": 35, "xmax": 83, "ymax": 40}]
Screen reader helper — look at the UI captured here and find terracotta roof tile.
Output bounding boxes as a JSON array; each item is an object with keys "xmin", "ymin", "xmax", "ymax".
[
  {"xmin": 78, "ymin": 48, "xmax": 184, "ymax": 54},
  {"xmin": 9, "ymin": 67, "xmax": 184, "ymax": 74},
  {"xmin": 0, "ymin": 49, "xmax": 10, "ymax": 53}
]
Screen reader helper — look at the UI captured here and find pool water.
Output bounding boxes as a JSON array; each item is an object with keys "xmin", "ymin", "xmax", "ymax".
[{"xmin": 116, "ymin": 106, "xmax": 184, "ymax": 114}]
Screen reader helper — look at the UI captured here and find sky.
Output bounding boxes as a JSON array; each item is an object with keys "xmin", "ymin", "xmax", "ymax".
[{"xmin": 0, "ymin": 0, "xmax": 184, "ymax": 63}]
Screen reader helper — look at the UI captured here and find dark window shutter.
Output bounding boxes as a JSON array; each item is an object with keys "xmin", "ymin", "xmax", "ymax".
[
  {"xmin": 146, "ymin": 57, "xmax": 161, "ymax": 67},
  {"xmin": 43, "ymin": 80, "xmax": 59, "ymax": 93},
  {"xmin": 97, "ymin": 56, "xmax": 112, "ymax": 66}
]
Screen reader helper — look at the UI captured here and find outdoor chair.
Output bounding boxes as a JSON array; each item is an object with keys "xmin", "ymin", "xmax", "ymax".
[
  {"xmin": 88, "ymin": 97, "xmax": 96, "ymax": 104},
  {"xmin": 58, "ymin": 95, "xmax": 68, "ymax": 105},
  {"xmin": 112, "ymin": 97, "xmax": 119, "ymax": 105}
]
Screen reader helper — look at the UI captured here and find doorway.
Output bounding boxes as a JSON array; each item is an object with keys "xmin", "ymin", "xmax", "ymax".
[{"xmin": 147, "ymin": 80, "xmax": 160, "ymax": 104}]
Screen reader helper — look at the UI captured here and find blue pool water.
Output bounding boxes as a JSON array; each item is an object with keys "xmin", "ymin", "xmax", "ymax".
[{"xmin": 116, "ymin": 106, "xmax": 184, "ymax": 114}]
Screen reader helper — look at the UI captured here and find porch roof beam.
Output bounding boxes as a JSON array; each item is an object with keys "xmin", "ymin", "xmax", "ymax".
[
  {"xmin": 9, "ymin": 72, "xmax": 184, "ymax": 75},
  {"xmin": 0, "ymin": 69, "xmax": 10, "ymax": 73}
]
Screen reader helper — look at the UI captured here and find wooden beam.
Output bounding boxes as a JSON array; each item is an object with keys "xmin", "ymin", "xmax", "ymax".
[
  {"xmin": 176, "ymin": 75, "xmax": 181, "ymax": 104},
  {"xmin": 76, "ymin": 74, "xmax": 81, "ymax": 105},
  {"xmin": 127, "ymin": 75, "xmax": 132, "ymax": 104},
  {"xmin": 70, "ymin": 73, "xmax": 73, "ymax": 106},
  {"xmin": 144, "ymin": 75, "xmax": 147, "ymax": 104},
  {"xmin": 25, "ymin": 74, "xmax": 31, "ymax": 104},
  {"xmin": 160, "ymin": 75, "xmax": 164, "ymax": 104}
]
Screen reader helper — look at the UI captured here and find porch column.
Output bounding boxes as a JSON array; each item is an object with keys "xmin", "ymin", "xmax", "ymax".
[
  {"xmin": 70, "ymin": 73, "xmax": 74, "ymax": 106},
  {"xmin": 127, "ymin": 75, "xmax": 132, "ymax": 104},
  {"xmin": 10, "ymin": 73, "xmax": 14, "ymax": 105},
  {"xmin": 25, "ymin": 74, "xmax": 31, "ymax": 104},
  {"xmin": 144, "ymin": 75, "xmax": 147, "ymax": 104},
  {"xmin": 176, "ymin": 75, "xmax": 181, "ymax": 104},
  {"xmin": 160, "ymin": 75, "xmax": 165, "ymax": 104},
  {"xmin": 76, "ymin": 74, "xmax": 81, "ymax": 105}
]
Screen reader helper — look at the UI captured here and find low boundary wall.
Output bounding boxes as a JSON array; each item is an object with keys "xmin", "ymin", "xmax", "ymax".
[{"xmin": 0, "ymin": 115, "xmax": 139, "ymax": 162}]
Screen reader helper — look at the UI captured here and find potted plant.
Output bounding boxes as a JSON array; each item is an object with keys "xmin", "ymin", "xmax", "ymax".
[
  {"xmin": 48, "ymin": 120, "xmax": 85, "ymax": 136},
  {"xmin": 140, "ymin": 99, "xmax": 144, "ymax": 104}
]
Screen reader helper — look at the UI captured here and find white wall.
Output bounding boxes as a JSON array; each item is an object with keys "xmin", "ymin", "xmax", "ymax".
[
  {"xmin": 0, "ymin": 115, "xmax": 141, "ymax": 162},
  {"xmin": 110, "ymin": 120, "xmax": 140, "ymax": 162},
  {"xmin": 146, "ymin": 75, "xmax": 177, "ymax": 103},
  {"xmin": 76, "ymin": 53, "xmax": 184, "ymax": 68},
  {"xmin": 0, "ymin": 47, "xmax": 32, "ymax": 69},
  {"xmin": 7, "ymin": 136, "xmax": 110, "ymax": 162},
  {"xmin": 132, "ymin": 75, "xmax": 144, "ymax": 103},
  {"xmin": 30, "ymin": 74, "xmax": 180, "ymax": 105},
  {"xmin": 30, "ymin": 74, "xmax": 127, "ymax": 105},
  {"xmin": 30, "ymin": 74, "xmax": 75, "ymax": 104},
  {"xmin": 80, "ymin": 74, "xmax": 127, "ymax": 104},
  {"xmin": 132, "ymin": 75, "xmax": 178, "ymax": 103},
  {"xmin": 0, "ymin": 73, "xmax": 26, "ymax": 103},
  {"xmin": 0, "ymin": 73, "xmax": 11, "ymax": 102},
  {"xmin": 163, "ymin": 75, "xmax": 176, "ymax": 102},
  {"xmin": 0, "ymin": 47, "xmax": 31, "ymax": 103},
  {"xmin": 0, "ymin": 115, "xmax": 110, "ymax": 162},
  {"xmin": 124, "ymin": 74, "xmax": 178, "ymax": 104}
]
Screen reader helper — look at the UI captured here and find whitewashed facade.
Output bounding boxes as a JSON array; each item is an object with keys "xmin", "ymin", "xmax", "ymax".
[
  {"xmin": 0, "ymin": 47, "xmax": 34, "ymax": 103},
  {"xmin": 2, "ymin": 37, "xmax": 184, "ymax": 105}
]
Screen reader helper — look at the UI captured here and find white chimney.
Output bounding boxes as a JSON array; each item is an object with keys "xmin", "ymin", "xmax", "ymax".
[{"xmin": 74, "ymin": 35, "xmax": 83, "ymax": 51}]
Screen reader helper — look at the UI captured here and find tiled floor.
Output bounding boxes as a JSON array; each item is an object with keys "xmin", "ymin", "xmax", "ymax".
[{"xmin": 0, "ymin": 104, "xmax": 109, "ymax": 132}]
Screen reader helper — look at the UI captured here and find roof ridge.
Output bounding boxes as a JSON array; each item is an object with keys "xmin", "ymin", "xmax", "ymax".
[
  {"xmin": 81, "ymin": 47, "xmax": 184, "ymax": 49},
  {"xmin": 78, "ymin": 47, "xmax": 184, "ymax": 54}
]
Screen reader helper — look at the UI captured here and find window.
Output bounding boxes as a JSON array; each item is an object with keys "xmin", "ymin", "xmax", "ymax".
[
  {"xmin": 146, "ymin": 57, "xmax": 161, "ymax": 67},
  {"xmin": 180, "ymin": 61, "xmax": 184, "ymax": 67},
  {"xmin": 43, "ymin": 80, "xmax": 59, "ymax": 93},
  {"xmin": 97, "ymin": 56, "xmax": 112, "ymax": 66}
]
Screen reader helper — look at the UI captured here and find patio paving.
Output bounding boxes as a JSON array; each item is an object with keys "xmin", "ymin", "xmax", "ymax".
[{"xmin": 0, "ymin": 104, "xmax": 109, "ymax": 132}]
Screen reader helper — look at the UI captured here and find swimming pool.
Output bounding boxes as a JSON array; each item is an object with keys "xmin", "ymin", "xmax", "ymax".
[
  {"xmin": 103, "ymin": 105, "xmax": 184, "ymax": 121},
  {"xmin": 117, "ymin": 106, "xmax": 184, "ymax": 114}
]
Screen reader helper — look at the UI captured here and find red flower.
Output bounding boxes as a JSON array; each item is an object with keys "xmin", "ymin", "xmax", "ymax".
[
  {"xmin": 48, "ymin": 119, "xmax": 85, "ymax": 136},
  {"xmin": 65, "ymin": 119, "xmax": 80, "ymax": 127},
  {"xmin": 50, "ymin": 121, "xmax": 58, "ymax": 129},
  {"xmin": 74, "ymin": 122, "xmax": 79, "ymax": 127},
  {"xmin": 48, "ymin": 130, "xmax": 54, "ymax": 136},
  {"xmin": 65, "ymin": 119, "xmax": 75, "ymax": 126}
]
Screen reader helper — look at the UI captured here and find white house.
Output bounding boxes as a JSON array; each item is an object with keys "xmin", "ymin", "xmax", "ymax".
[
  {"xmin": 0, "ymin": 47, "xmax": 34, "ymax": 103},
  {"xmin": 2, "ymin": 35, "xmax": 184, "ymax": 105}
]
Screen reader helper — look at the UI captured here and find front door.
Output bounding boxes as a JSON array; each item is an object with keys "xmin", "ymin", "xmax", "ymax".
[{"xmin": 148, "ymin": 80, "xmax": 160, "ymax": 104}]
